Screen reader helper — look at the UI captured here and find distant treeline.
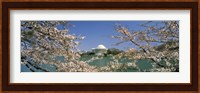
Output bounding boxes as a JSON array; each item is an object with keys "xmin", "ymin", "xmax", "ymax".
[{"xmin": 81, "ymin": 48, "xmax": 124, "ymax": 56}]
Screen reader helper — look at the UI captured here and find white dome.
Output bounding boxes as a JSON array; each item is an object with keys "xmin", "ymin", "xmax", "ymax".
[{"xmin": 96, "ymin": 45, "xmax": 107, "ymax": 49}]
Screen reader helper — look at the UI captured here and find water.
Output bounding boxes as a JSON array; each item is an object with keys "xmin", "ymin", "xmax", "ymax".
[
  {"xmin": 21, "ymin": 55, "xmax": 153, "ymax": 72},
  {"xmin": 83, "ymin": 56, "xmax": 153, "ymax": 72}
]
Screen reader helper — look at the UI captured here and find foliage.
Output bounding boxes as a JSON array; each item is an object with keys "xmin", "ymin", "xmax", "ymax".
[{"xmin": 107, "ymin": 48, "xmax": 123, "ymax": 55}]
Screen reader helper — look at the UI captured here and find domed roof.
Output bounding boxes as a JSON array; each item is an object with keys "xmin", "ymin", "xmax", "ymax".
[{"xmin": 96, "ymin": 44, "xmax": 107, "ymax": 49}]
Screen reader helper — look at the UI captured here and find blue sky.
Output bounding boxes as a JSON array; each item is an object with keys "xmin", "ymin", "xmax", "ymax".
[
  {"xmin": 68, "ymin": 21, "xmax": 148, "ymax": 51},
  {"xmin": 58, "ymin": 21, "xmax": 159, "ymax": 51}
]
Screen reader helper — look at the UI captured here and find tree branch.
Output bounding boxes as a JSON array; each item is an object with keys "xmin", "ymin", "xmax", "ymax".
[{"xmin": 22, "ymin": 56, "xmax": 49, "ymax": 72}]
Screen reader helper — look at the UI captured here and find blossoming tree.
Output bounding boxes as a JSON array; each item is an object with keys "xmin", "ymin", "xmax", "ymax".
[
  {"xmin": 21, "ymin": 21, "xmax": 97, "ymax": 72},
  {"xmin": 112, "ymin": 21, "xmax": 179, "ymax": 72}
]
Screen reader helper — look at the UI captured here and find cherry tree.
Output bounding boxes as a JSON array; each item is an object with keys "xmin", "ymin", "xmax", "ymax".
[
  {"xmin": 21, "ymin": 21, "xmax": 97, "ymax": 72},
  {"xmin": 112, "ymin": 21, "xmax": 179, "ymax": 72}
]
